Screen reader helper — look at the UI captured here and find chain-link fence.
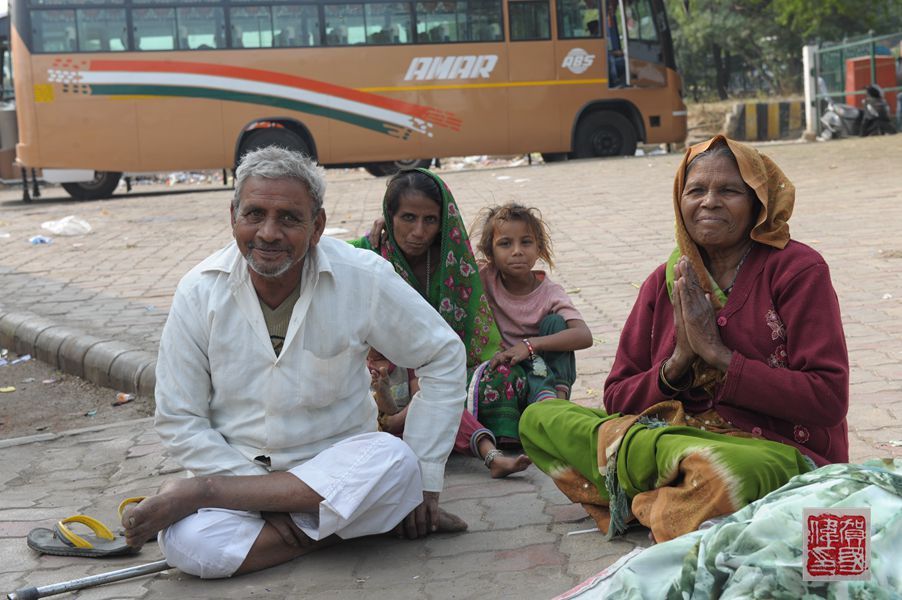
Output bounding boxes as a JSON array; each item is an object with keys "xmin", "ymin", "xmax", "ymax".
[{"xmin": 814, "ymin": 31, "xmax": 902, "ymax": 133}]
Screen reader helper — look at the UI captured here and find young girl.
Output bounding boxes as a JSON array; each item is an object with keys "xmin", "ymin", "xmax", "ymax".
[{"xmin": 476, "ymin": 203, "xmax": 593, "ymax": 411}]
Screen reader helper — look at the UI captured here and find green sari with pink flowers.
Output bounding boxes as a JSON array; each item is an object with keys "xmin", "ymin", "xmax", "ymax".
[{"xmin": 350, "ymin": 169, "xmax": 527, "ymax": 440}]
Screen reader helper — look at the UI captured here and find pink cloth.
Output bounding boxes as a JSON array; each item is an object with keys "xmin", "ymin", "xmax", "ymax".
[
  {"xmin": 479, "ymin": 263, "xmax": 583, "ymax": 349},
  {"xmin": 603, "ymin": 241, "xmax": 849, "ymax": 466}
]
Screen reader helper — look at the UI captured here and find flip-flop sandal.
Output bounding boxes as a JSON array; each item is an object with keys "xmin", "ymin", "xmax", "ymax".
[
  {"xmin": 118, "ymin": 496, "xmax": 157, "ymax": 544},
  {"xmin": 27, "ymin": 515, "xmax": 138, "ymax": 558},
  {"xmin": 117, "ymin": 496, "xmax": 146, "ymax": 522}
]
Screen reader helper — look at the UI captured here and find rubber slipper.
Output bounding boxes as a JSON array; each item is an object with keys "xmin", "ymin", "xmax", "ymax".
[
  {"xmin": 117, "ymin": 496, "xmax": 146, "ymax": 522},
  {"xmin": 118, "ymin": 496, "xmax": 156, "ymax": 544},
  {"xmin": 27, "ymin": 515, "xmax": 138, "ymax": 558}
]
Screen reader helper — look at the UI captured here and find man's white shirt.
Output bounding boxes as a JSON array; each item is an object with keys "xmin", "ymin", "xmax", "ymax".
[{"xmin": 154, "ymin": 236, "xmax": 466, "ymax": 491}]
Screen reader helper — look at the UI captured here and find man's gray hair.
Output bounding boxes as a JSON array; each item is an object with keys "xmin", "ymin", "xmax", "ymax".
[{"xmin": 233, "ymin": 146, "xmax": 326, "ymax": 213}]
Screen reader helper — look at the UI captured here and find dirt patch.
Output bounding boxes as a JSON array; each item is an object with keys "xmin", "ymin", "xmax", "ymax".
[
  {"xmin": 0, "ymin": 350, "xmax": 153, "ymax": 440},
  {"xmin": 686, "ymin": 100, "xmax": 735, "ymax": 145}
]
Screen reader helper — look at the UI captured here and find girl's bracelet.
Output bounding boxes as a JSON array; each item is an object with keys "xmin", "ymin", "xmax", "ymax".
[{"xmin": 522, "ymin": 338, "xmax": 537, "ymax": 359}]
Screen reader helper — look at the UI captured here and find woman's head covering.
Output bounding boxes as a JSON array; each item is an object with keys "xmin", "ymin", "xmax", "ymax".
[
  {"xmin": 669, "ymin": 135, "xmax": 795, "ymax": 308},
  {"xmin": 379, "ymin": 168, "xmax": 501, "ymax": 367}
]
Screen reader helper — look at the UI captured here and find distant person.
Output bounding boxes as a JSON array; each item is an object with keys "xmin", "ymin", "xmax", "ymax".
[
  {"xmin": 121, "ymin": 147, "xmax": 467, "ymax": 578},
  {"xmin": 520, "ymin": 136, "xmax": 848, "ymax": 543}
]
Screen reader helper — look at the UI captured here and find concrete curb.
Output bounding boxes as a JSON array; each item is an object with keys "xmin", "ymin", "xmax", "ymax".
[{"xmin": 0, "ymin": 308, "xmax": 156, "ymax": 398}]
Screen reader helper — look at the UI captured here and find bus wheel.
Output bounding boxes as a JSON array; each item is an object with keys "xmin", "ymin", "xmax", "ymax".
[
  {"xmin": 239, "ymin": 128, "xmax": 311, "ymax": 161},
  {"xmin": 364, "ymin": 159, "xmax": 432, "ymax": 177},
  {"xmin": 573, "ymin": 111, "xmax": 637, "ymax": 158},
  {"xmin": 61, "ymin": 171, "xmax": 122, "ymax": 201}
]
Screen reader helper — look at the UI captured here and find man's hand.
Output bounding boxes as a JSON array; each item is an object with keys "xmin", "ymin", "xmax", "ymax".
[
  {"xmin": 262, "ymin": 512, "xmax": 316, "ymax": 548},
  {"xmin": 399, "ymin": 491, "xmax": 440, "ymax": 539}
]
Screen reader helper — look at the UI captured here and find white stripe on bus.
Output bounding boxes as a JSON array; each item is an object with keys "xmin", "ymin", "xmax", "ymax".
[{"xmin": 73, "ymin": 70, "xmax": 430, "ymax": 134}]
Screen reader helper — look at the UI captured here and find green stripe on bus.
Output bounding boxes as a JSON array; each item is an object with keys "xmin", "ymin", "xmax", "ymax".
[{"xmin": 90, "ymin": 84, "xmax": 397, "ymax": 136}]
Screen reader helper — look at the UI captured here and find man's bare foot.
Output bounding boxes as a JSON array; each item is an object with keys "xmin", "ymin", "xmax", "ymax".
[
  {"xmin": 436, "ymin": 509, "xmax": 468, "ymax": 533},
  {"xmin": 120, "ymin": 478, "xmax": 208, "ymax": 549},
  {"xmin": 488, "ymin": 453, "xmax": 532, "ymax": 478}
]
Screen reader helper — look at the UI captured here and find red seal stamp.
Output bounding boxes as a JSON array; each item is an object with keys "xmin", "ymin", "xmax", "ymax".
[{"xmin": 803, "ymin": 507, "xmax": 870, "ymax": 581}]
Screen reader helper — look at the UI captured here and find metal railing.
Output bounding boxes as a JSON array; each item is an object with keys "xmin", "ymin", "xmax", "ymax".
[{"xmin": 804, "ymin": 31, "xmax": 902, "ymax": 135}]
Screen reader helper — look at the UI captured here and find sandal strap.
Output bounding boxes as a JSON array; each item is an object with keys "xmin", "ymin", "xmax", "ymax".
[
  {"xmin": 117, "ymin": 496, "xmax": 146, "ymax": 520},
  {"xmin": 56, "ymin": 515, "xmax": 115, "ymax": 549}
]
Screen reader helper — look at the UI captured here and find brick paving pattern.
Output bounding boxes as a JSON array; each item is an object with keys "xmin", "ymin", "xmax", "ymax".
[{"xmin": 0, "ymin": 136, "xmax": 900, "ymax": 598}]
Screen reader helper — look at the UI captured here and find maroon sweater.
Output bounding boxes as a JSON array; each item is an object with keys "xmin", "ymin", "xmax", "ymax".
[{"xmin": 604, "ymin": 241, "xmax": 849, "ymax": 466}]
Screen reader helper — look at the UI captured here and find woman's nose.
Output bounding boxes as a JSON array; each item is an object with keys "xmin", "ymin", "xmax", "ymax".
[{"xmin": 700, "ymin": 191, "xmax": 721, "ymax": 208}]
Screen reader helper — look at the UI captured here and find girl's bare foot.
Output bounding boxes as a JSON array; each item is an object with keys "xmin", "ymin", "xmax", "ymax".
[{"xmin": 488, "ymin": 453, "xmax": 532, "ymax": 478}]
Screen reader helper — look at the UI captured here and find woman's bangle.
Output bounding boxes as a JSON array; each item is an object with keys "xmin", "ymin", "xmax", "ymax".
[
  {"xmin": 522, "ymin": 338, "xmax": 537, "ymax": 359},
  {"xmin": 659, "ymin": 359, "xmax": 691, "ymax": 395}
]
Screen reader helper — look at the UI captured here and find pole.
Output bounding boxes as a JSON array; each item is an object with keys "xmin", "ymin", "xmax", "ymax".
[
  {"xmin": 802, "ymin": 44, "xmax": 818, "ymax": 138},
  {"xmin": 6, "ymin": 560, "xmax": 170, "ymax": 600}
]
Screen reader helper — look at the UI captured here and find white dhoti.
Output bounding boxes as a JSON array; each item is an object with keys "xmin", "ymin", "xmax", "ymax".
[{"xmin": 159, "ymin": 432, "xmax": 423, "ymax": 579}]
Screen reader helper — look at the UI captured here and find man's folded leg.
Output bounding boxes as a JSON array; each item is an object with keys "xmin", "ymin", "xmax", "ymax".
[{"xmin": 158, "ymin": 432, "xmax": 424, "ymax": 578}]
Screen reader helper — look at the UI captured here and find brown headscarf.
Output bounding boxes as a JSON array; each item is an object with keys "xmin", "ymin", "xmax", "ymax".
[{"xmin": 672, "ymin": 135, "xmax": 795, "ymax": 310}]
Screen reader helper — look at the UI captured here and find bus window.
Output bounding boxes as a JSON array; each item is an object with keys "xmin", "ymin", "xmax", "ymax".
[
  {"xmin": 177, "ymin": 6, "xmax": 224, "ymax": 50},
  {"xmin": 365, "ymin": 2, "xmax": 412, "ymax": 45},
  {"xmin": 622, "ymin": 0, "xmax": 658, "ymax": 42},
  {"xmin": 133, "ymin": 8, "xmax": 176, "ymax": 51},
  {"xmin": 31, "ymin": 10, "xmax": 77, "ymax": 52},
  {"xmin": 509, "ymin": 0, "xmax": 549, "ymax": 41},
  {"xmin": 466, "ymin": 0, "xmax": 503, "ymax": 41},
  {"xmin": 76, "ymin": 8, "xmax": 126, "ymax": 52},
  {"xmin": 273, "ymin": 5, "xmax": 322, "ymax": 47},
  {"xmin": 415, "ymin": 1, "xmax": 462, "ymax": 43},
  {"xmin": 556, "ymin": 0, "xmax": 600, "ymax": 39},
  {"xmin": 324, "ymin": 4, "xmax": 364, "ymax": 45},
  {"xmin": 230, "ymin": 6, "xmax": 274, "ymax": 49}
]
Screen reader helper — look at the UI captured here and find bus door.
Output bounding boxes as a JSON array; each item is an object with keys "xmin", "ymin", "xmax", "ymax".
[
  {"xmin": 505, "ymin": 0, "xmax": 557, "ymax": 152},
  {"xmin": 609, "ymin": 0, "xmax": 671, "ymax": 88}
]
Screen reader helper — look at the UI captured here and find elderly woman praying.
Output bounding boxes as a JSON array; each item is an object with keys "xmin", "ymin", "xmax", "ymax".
[{"xmin": 519, "ymin": 135, "xmax": 849, "ymax": 543}]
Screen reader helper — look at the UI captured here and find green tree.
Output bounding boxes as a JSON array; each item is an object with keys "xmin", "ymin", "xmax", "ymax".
[{"xmin": 666, "ymin": 0, "xmax": 902, "ymax": 100}]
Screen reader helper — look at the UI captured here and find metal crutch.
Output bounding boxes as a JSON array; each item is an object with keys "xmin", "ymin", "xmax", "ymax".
[{"xmin": 6, "ymin": 559, "xmax": 170, "ymax": 600}]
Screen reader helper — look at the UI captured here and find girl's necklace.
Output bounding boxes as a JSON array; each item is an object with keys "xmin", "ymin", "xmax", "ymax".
[{"xmin": 722, "ymin": 245, "xmax": 752, "ymax": 295}]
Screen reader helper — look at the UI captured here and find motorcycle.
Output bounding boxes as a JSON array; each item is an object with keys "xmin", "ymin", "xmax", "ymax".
[{"xmin": 819, "ymin": 84, "xmax": 897, "ymax": 139}]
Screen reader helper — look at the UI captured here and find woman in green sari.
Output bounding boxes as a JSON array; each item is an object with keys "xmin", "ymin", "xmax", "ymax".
[{"xmin": 351, "ymin": 168, "xmax": 531, "ymax": 478}]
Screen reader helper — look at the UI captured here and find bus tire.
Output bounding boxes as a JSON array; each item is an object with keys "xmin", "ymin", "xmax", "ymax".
[
  {"xmin": 239, "ymin": 128, "xmax": 311, "ymax": 162},
  {"xmin": 61, "ymin": 171, "xmax": 122, "ymax": 201},
  {"xmin": 573, "ymin": 111, "xmax": 637, "ymax": 158},
  {"xmin": 364, "ymin": 159, "xmax": 432, "ymax": 177}
]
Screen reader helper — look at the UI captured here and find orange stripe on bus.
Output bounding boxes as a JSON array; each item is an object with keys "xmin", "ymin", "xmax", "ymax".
[{"xmin": 359, "ymin": 79, "xmax": 608, "ymax": 92}]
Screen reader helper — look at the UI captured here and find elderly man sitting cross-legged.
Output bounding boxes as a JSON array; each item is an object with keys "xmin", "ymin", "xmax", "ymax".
[{"xmin": 120, "ymin": 146, "xmax": 467, "ymax": 579}]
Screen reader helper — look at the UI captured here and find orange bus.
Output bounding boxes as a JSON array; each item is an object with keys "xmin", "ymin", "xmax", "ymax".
[{"xmin": 10, "ymin": 0, "xmax": 686, "ymax": 199}]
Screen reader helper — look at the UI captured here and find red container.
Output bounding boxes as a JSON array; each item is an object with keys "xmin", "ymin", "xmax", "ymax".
[{"xmin": 845, "ymin": 55, "xmax": 896, "ymax": 110}]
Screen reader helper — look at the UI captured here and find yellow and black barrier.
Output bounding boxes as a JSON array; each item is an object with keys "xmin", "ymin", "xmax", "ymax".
[{"xmin": 725, "ymin": 101, "xmax": 806, "ymax": 141}]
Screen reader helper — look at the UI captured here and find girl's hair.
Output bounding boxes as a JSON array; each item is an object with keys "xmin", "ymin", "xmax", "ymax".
[
  {"xmin": 383, "ymin": 169, "xmax": 443, "ymax": 220},
  {"xmin": 476, "ymin": 203, "xmax": 554, "ymax": 269}
]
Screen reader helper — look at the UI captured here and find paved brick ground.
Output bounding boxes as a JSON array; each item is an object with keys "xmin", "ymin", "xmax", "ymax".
[{"xmin": 0, "ymin": 135, "xmax": 900, "ymax": 599}]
